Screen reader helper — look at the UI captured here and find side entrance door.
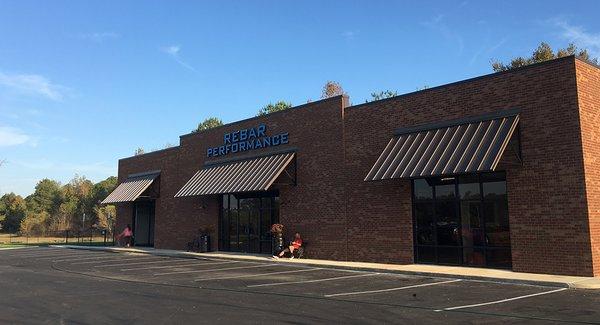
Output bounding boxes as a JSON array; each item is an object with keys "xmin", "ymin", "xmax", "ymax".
[{"xmin": 133, "ymin": 201, "xmax": 155, "ymax": 247}]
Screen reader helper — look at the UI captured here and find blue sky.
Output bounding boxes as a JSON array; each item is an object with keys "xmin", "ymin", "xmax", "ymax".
[{"xmin": 1, "ymin": 1, "xmax": 599, "ymax": 196}]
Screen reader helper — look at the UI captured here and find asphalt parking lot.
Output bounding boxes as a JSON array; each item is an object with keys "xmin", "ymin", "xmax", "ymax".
[{"xmin": 1, "ymin": 247, "xmax": 600, "ymax": 324}]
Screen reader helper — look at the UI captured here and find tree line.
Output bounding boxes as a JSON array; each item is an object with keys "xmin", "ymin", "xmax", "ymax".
[{"xmin": 0, "ymin": 175, "xmax": 117, "ymax": 236}]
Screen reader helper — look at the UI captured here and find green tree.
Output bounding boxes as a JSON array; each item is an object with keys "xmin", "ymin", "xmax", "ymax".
[
  {"xmin": 94, "ymin": 205, "xmax": 116, "ymax": 231},
  {"xmin": 26, "ymin": 179, "xmax": 62, "ymax": 215},
  {"xmin": 90, "ymin": 176, "xmax": 117, "ymax": 206},
  {"xmin": 20, "ymin": 211, "xmax": 50, "ymax": 236},
  {"xmin": 491, "ymin": 42, "xmax": 599, "ymax": 72},
  {"xmin": 321, "ymin": 81, "xmax": 345, "ymax": 99},
  {"xmin": 368, "ymin": 90, "xmax": 398, "ymax": 102},
  {"xmin": 61, "ymin": 175, "xmax": 94, "ymax": 229},
  {"xmin": 193, "ymin": 117, "xmax": 223, "ymax": 133},
  {"xmin": 0, "ymin": 193, "xmax": 27, "ymax": 232},
  {"xmin": 257, "ymin": 101, "xmax": 293, "ymax": 116}
]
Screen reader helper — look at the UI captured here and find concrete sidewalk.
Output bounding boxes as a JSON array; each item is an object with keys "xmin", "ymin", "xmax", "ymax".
[{"xmin": 53, "ymin": 245, "xmax": 600, "ymax": 289}]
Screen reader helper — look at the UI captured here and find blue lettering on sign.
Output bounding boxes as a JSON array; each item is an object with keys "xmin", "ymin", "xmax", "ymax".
[{"xmin": 206, "ymin": 124, "xmax": 290, "ymax": 157}]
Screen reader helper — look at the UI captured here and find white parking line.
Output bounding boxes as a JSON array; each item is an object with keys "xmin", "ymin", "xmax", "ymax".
[
  {"xmin": 154, "ymin": 264, "xmax": 277, "ymax": 276},
  {"xmin": 194, "ymin": 267, "xmax": 324, "ymax": 282},
  {"xmin": 121, "ymin": 260, "xmax": 238, "ymax": 271},
  {"xmin": 40, "ymin": 253, "xmax": 109, "ymax": 260},
  {"xmin": 247, "ymin": 272, "xmax": 379, "ymax": 288},
  {"xmin": 8, "ymin": 250, "xmax": 72, "ymax": 258},
  {"xmin": 72, "ymin": 256, "xmax": 160, "ymax": 265},
  {"xmin": 324, "ymin": 279, "xmax": 462, "ymax": 297},
  {"xmin": 94, "ymin": 258, "xmax": 173, "ymax": 268},
  {"xmin": 435, "ymin": 287, "xmax": 568, "ymax": 311},
  {"xmin": 53, "ymin": 255, "xmax": 119, "ymax": 262}
]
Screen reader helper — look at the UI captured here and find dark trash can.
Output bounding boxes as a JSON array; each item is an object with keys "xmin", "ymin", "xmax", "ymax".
[{"xmin": 199, "ymin": 235, "xmax": 211, "ymax": 253}]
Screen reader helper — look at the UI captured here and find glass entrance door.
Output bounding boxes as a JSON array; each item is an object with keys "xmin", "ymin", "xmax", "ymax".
[
  {"xmin": 412, "ymin": 172, "xmax": 511, "ymax": 268},
  {"xmin": 220, "ymin": 192, "xmax": 279, "ymax": 254}
]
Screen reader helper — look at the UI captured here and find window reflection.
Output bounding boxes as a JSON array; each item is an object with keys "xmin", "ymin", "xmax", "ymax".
[
  {"xmin": 413, "ymin": 172, "xmax": 510, "ymax": 268},
  {"xmin": 413, "ymin": 179, "xmax": 433, "ymax": 200}
]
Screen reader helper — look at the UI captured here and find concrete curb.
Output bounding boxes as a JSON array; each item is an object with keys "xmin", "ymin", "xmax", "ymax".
[{"xmin": 52, "ymin": 245, "xmax": 600, "ymax": 289}]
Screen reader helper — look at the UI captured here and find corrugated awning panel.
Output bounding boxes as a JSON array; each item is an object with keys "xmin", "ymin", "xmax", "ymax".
[
  {"xmin": 101, "ymin": 172, "xmax": 159, "ymax": 204},
  {"xmin": 365, "ymin": 113, "xmax": 519, "ymax": 181},
  {"xmin": 175, "ymin": 152, "xmax": 295, "ymax": 197}
]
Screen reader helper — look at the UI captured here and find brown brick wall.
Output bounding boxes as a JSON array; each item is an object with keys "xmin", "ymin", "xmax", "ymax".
[
  {"xmin": 118, "ymin": 96, "xmax": 347, "ymax": 256},
  {"xmin": 575, "ymin": 59, "xmax": 600, "ymax": 276},
  {"xmin": 345, "ymin": 57, "xmax": 593, "ymax": 275},
  {"xmin": 115, "ymin": 57, "xmax": 599, "ymax": 276}
]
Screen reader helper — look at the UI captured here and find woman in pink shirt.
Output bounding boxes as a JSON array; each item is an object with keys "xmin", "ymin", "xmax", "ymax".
[{"xmin": 117, "ymin": 225, "xmax": 133, "ymax": 247}]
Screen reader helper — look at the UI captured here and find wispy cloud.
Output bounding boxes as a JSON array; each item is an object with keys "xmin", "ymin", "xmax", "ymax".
[
  {"xmin": 160, "ymin": 45, "xmax": 196, "ymax": 71},
  {"xmin": 553, "ymin": 19, "xmax": 600, "ymax": 58},
  {"xmin": 469, "ymin": 37, "xmax": 508, "ymax": 65},
  {"xmin": 341, "ymin": 31, "xmax": 357, "ymax": 40},
  {"xmin": 0, "ymin": 72, "xmax": 68, "ymax": 101},
  {"xmin": 76, "ymin": 32, "xmax": 120, "ymax": 43},
  {"xmin": 421, "ymin": 14, "xmax": 464, "ymax": 55},
  {"xmin": 14, "ymin": 159, "xmax": 114, "ymax": 175},
  {"xmin": 0, "ymin": 126, "xmax": 30, "ymax": 146}
]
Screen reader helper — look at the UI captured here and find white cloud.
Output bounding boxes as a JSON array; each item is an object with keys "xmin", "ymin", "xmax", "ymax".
[
  {"xmin": 77, "ymin": 32, "xmax": 120, "ymax": 42},
  {"xmin": 160, "ymin": 44, "xmax": 196, "ymax": 71},
  {"xmin": 14, "ymin": 159, "xmax": 114, "ymax": 175},
  {"xmin": 341, "ymin": 31, "xmax": 356, "ymax": 40},
  {"xmin": 0, "ymin": 72, "xmax": 68, "ymax": 101},
  {"xmin": 422, "ymin": 14, "xmax": 464, "ymax": 55},
  {"xmin": 0, "ymin": 126, "xmax": 30, "ymax": 146},
  {"xmin": 162, "ymin": 45, "xmax": 180, "ymax": 56},
  {"xmin": 553, "ymin": 19, "xmax": 600, "ymax": 58}
]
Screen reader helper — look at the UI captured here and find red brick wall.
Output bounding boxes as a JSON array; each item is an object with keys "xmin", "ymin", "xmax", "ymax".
[
  {"xmin": 344, "ymin": 57, "xmax": 594, "ymax": 275},
  {"xmin": 117, "ymin": 96, "xmax": 347, "ymax": 256},
  {"xmin": 115, "ymin": 57, "xmax": 598, "ymax": 276},
  {"xmin": 575, "ymin": 59, "xmax": 600, "ymax": 276}
]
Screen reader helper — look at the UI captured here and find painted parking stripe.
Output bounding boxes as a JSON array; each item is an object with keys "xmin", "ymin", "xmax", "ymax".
[
  {"xmin": 324, "ymin": 279, "xmax": 462, "ymax": 297},
  {"xmin": 53, "ymin": 255, "xmax": 120, "ymax": 262},
  {"xmin": 94, "ymin": 258, "xmax": 173, "ymax": 268},
  {"xmin": 121, "ymin": 260, "xmax": 238, "ymax": 271},
  {"xmin": 247, "ymin": 272, "xmax": 379, "ymax": 288},
  {"xmin": 194, "ymin": 267, "xmax": 324, "ymax": 282},
  {"xmin": 154, "ymin": 263, "xmax": 277, "ymax": 276},
  {"xmin": 40, "ymin": 253, "xmax": 110, "ymax": 260},
  {"xmin": 13, "ymin": 252, "xmax": 80, "ymax": 258},
  {"xmin": 72, "ymin": 256, "xmax": 160, "ymax": 265},
  {"xmin": 8, "ymin": 250, "xmax": 72, "ymax": 257},
  {"xmin": 436, "ymin": 287, "xmax": 568, "ymax": 312},
  {"xmin": 0, "ymin": 247, "xmax": 43, "ymax": 253}
]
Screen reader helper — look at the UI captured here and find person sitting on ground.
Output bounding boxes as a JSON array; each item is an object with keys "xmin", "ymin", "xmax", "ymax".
[
  {"xmin": 116, "ymin": 224, "xmax": 133, "ymax": 247},
  {"xmin": 274, "ymin": 232, "xmax": 302, "ymax": 259}
]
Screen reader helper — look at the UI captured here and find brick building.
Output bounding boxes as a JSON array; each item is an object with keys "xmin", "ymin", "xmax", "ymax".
[{"xmin": 103, "ymin": 56, "xmax": 600, "ymax": 276}]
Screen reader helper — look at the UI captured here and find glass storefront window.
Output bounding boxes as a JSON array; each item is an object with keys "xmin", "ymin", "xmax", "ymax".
[
  {"xmin": 220, "ymin": 192, "xmax": 279, "ymax": 254},
  {"xmin": 435, "ymin": 201, "xmax": 459, "ymax": 246},
  {"xmin": 459, "ymin": 174, "xmax": 480, "ymax": 200},
  {"xmin": 413, "ymin": 179, "xmax": 433, "ymax": 200},
  {"xmin": 434, "ymin": 179, "xmax": 456, "ymax": 200},
  {"xmin": 414, "ymin": 203, "xmax": 434, "ymax": 245},
  {"xmin": 412, "ymin": 172, "xmax": 511, "ymax": 269}
]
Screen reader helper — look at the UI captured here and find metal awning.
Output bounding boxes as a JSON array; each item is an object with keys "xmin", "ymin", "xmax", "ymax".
[
  {"xmin": 365, "ymin": 109, "xmax": 520, "ymax": 181},
  {"xmin": 101, "ymin": 171, "xmax": 160, "ymax": 204},
  {"xmin": 175, "ymin": 152, "xmax": 295, "ymax": 197}
]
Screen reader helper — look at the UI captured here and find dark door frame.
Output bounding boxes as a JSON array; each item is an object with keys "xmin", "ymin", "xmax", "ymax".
[{"xmin": 132, "ymin": 200, "xmax": 156, "ymax": 247}]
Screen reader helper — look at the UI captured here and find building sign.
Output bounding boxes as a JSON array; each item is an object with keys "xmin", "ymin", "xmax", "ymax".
[{"xmin": 207, "ymin": 124, "xmax": 289, "ymax": 157}]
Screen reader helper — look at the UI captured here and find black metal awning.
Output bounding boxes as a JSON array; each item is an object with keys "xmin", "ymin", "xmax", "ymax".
[
  {"xmin": 365, "ymin": 109, "xmax": 520, "ymax": 181},
  {"xmin": 101, "ymin": 171, "xmax": 160, "ymax": 204},
  {"xmin": 175, "ymin": 152, "xmax": 295, "ymax": 197}
]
